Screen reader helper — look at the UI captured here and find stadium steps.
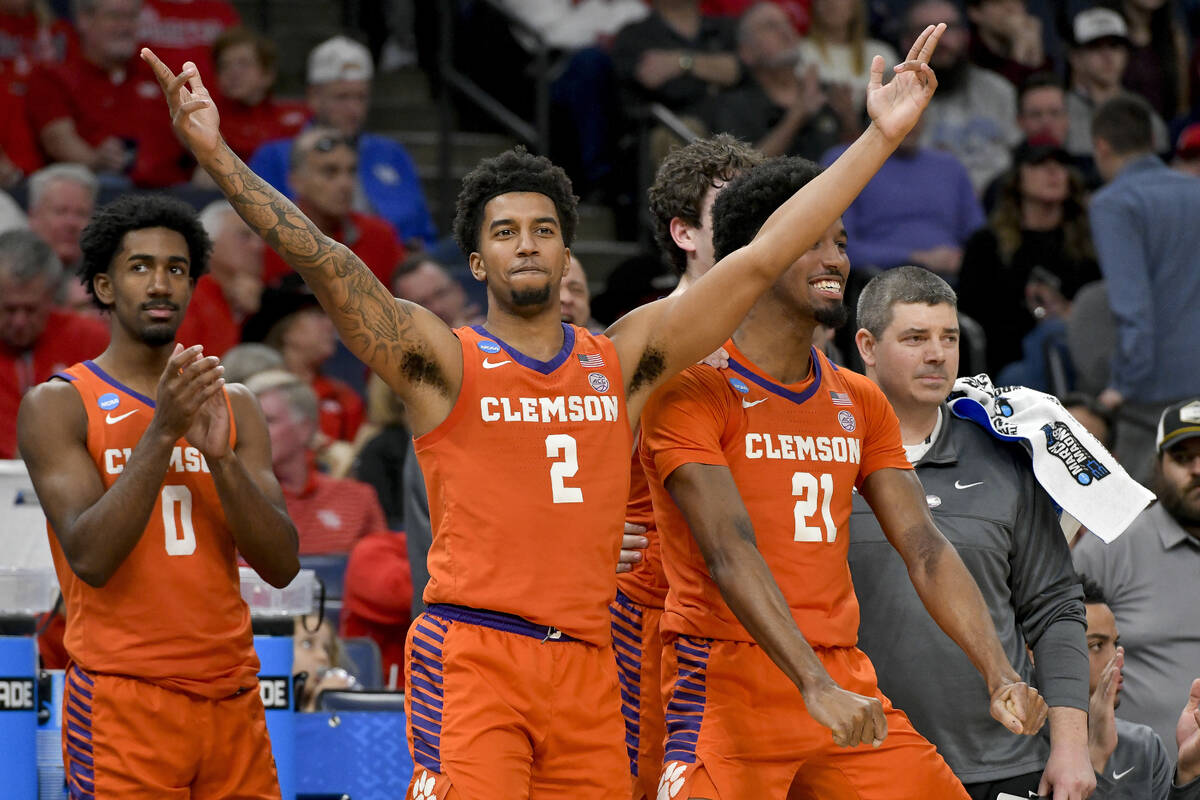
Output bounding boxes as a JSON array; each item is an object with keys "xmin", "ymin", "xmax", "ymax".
[{"xmin": 238, "ymin": 5, "xmax": 634, "ymax": 287}]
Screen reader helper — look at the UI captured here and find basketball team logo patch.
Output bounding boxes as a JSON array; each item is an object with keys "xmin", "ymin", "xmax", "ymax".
[
  {"xmin": 98, "ymin": 392, "xmax": 120, "ymax": 411},
  {"xmin": 838, "ymin": 410, "xmax": 856, "ymax": 432},
  {"xmin": 477, "ymin": 340, "xmax": 501, "ymax": 354},
  {"xmin": 729, "ymin": 377, "xmax": 749, "ymax": 394},
  {"xmin": 588, "ymin": 372, "xmax": 610, "ymax": 393}
]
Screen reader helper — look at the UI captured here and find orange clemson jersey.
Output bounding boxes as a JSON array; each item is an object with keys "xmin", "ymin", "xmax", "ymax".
[
  {"xmin": 615, "ymin": 436, "xmax": 670, "ymax": 608},
  {"xmin": 641, "ymin": 341, "xmax": 910, "ymax": 647},
  {"xmin": 415, "ymin": 323, "xmax": 633, "ymax": 644},
  {"xmin": 47, "ymin": 361, "xmax": 259, "ymax": 699}
]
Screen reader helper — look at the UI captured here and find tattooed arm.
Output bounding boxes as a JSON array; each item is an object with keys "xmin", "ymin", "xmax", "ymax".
[{"xmin": 141, "ymin": 50, "xmax": 461, "ymax": 435}]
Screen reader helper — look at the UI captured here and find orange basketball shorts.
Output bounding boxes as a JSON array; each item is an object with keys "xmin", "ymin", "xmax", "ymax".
[
  {"xmin": 656, "ymin": 636, "xmax": 969, "ymax": 800},
  {"xmin": 404, "ymin": 604, "xmax": 628, "ymax": 800},
  {"xmin": 610, "ymin": 589, "xmax": 668, "ymax": 800},
  {"xmin": 61, "ymin": 663, "xmax": 279, "ymax": 799}
]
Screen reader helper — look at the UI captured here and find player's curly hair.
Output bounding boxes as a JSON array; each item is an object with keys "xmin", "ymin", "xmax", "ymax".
[
  {"xmin": 711, "ymin": 156, "xmax": 823, "ymax": 263},
  {"xmin": 79, "ymin": 195, "xmax": 212, "ymax": 309},
  {"xmin": 452, "ymin": 147, "xmax": 578, "ymax": 255},
  {"xmin": 649, "ymin": 134, "xmax": 763, "ymax": 276}
]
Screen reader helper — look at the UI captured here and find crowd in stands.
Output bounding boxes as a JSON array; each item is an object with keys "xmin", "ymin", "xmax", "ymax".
[{"xmin": 2, "ymin": 0, "xmax": 1199, "ymax": 730}]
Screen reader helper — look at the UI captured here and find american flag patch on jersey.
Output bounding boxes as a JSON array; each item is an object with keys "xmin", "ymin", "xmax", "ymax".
[
  {"xmin": 577, "ymin": 353, "xmax": 605, "ymax": 368},
  {"xmin": 830, "ymin": 391, "xmax": 852, "ymax": 406}
]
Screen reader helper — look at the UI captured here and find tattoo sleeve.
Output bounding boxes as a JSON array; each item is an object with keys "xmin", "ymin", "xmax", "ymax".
[{"xmin": 203, "ymin": 146, "xmax": 444, "ymax": 391}]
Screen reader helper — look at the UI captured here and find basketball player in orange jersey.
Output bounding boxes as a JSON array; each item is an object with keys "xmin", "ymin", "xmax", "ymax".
[
  {"xmin": 639, "ymin": 157, "xmax": 1049, "ymax": 800},
  {"xmin": 612, "ymin": 134, "xmax": 763, "ymax": 800},
  {"xmin": 137, "ymin": 27, "xmax": 1006, "ymax": 798},
  {"xmin": 16, "ymin": 195, "xmax": 299, "ymax": 798}
]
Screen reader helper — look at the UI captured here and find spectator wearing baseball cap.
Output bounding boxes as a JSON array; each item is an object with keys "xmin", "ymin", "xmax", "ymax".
[
  {"xmin": 1173, "ymin": 124, "xmax": 1200, "ymax": 177},
  {"xmin": 1072, "ymin": 397, "xmax": 1200, "ymax": 749},
  {"xmin": 247, "ymin": 35, "xmax": 437, "ymax": 250},
  {"xmin": 1064, "ymin": 7, "xmax": 1169, "ymax": 161}
]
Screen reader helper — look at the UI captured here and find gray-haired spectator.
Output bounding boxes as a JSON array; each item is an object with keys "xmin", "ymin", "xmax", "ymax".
[
  {"xmin": 26, "ymin": 164, "xmax": 98, "ymax": 273},
  {"xmin": 1088, "ymin": 94, "xmax": 1200, "ymax": 481},
  {"xmin": 1073, "ymin": 398, "xmax": 1200, "ymax": 749},
  {"xmin": 174, "ymin": 200, "xmax": 264, "ymax": 357},
  {"xmin": 0, "ymin": 229, "xmax": 108, "ymax": 458},
  {"xmin": 220, "ymin": 342, "xmax": 285, "ymax": 385}
]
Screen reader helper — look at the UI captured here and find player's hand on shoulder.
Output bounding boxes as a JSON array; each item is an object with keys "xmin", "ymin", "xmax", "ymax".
[
  {"xmin": 699, "ymin": 347, "xmax": 729, "ymax": 370},
  {"xmin": 152, "ymin": 344, "xmax": 225, "ymax": 444},
  {"xmin": 803, "ymin": 680, "xmax": 888, "ymax": 748},
  {"xmin": 989, "ymin": 678, "xmax": 1049, "ymax": 736},
  {"xmin": 1177, "ymin": 678, "xmax": 1200, "ymax": 785}
]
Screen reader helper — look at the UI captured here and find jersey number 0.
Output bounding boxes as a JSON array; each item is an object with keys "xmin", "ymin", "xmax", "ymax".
[{"xmin": 161, "ymin": 485, "xmax": 197, "ymax": 556}]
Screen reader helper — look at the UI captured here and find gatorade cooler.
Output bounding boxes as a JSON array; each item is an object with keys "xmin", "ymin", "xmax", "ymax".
[
  {"xmin": 241, "ymin": 568, "xmax": 315, "ymax": 800},
  {"xmin": 0, "ymin": 568, "xmax": 58, "ymax": 799}
]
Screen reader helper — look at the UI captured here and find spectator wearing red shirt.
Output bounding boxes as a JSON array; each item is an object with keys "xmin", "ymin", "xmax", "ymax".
[
  {"xmin": 210, "ymin": 27, "xmax": 308, "ymax": 163},
  {"xmin": 0, "ymin": 0, "xmax": 74, "ymax": 93},
  {"xmin": 245, "ymin": 287, "xmax": 365, "ymax": 444},
  {"xmin": 136, "ymin": 0, "xmax": 237, "ymax": 78},
  {"xmin": 174, "ymin": 200, "xmax": 263, "ymax": 357},
  {"xmin": 247, "ymin": 369, "xmax": 386, "ymax": 556},
  {"xmin": 26, "ymin": 163, "xmax": 97, "ymax": 271},
  {"xmin": 261, "ymin": 127, "xmax": 403, "ymax": 287},
  {"xmin": 340, "ymin": 531, "xmax": 412, "ymax": 689},
  {"xmin": 0, "ymin": 229, "xmax": 108, "ymax": 458},
  {"xmin": 25, "ymin": 0, "xmax": 190, "ymax": 187}
]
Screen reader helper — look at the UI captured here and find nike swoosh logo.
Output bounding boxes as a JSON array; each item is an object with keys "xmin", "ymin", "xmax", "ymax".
[
  {"xmin": 742, "ymin": 398, "xmax": 767, "ymax": 408},
  {"xmin": 105, "ymin": 409, "xmax": 139, "ymax": 424},
  {"xmin": 482, "ymin": 358, "xmax": 512, "ymax": 369},
  {"xmin": 954, "ymin": 480, "xmax": 983, "ymax": 490},
  {"xmin": 1113, "ymin": 767, "xmax": 1134, "ymax": 780}
]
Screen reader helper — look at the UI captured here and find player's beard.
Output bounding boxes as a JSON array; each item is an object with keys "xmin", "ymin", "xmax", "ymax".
[
  {"xmin": 511, "ymin": 284, "xmax": 553, "ymax": 308},
  {"xmin": 140, "ymin": 324, "xmax": 178, "ymax": 347},
  {"xmin": 814, "ymin": 302, "xmax": 849, "ymax": 329}
]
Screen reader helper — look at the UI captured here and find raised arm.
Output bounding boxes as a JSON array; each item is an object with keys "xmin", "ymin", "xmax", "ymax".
[
  {"xmin": 859, "ymin": 466, "xmax": 1049, "ymax": 736},
  {"xmin": 610, "ymin": 25, "xmax": 945, "ymax": 415},
  {"xmin": 665, "ymin": 462, "xmax": 888, "ymax": 748},
  {"xmin": 140, "ymin": 50, "xmax": 461, "ymax": 432},
  {"xmin": 18, "ymin": 346, "xmax": 225, "ymax": 587}
]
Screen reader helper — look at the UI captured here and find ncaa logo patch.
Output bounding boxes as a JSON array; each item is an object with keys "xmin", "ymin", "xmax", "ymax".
[
  {"xmin": 477, "ymin": 340, "xmax": 501, "ymax": 354},
  {"xmin": 926, "ymin": 494, "xmax": 942, "ymax": 509},
  {"xmin": 729, "ymin": 377, "xmax": 749, "ymax": 394},
  {"xmin": 98, "ymin": 393, "xmax": 120, "ymax": 411},
  {"xmin": 837, "ymin": 410, "xmax": 856, "ymax": 432},
  {"xmin": 588, "ymin": 372, "xmax": 610, "ymax": 393}
]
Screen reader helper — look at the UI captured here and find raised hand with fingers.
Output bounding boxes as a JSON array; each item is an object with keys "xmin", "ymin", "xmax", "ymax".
[
  {"xmin": 990, "ymin": 678, "xmax": 1049, "ymax": 736},
  {"xmin": 1088, "ymin": 646, "xmax": 1123, "ymax": 772},
  {"xmin": 865, "ymin": 22, "xmax": 946, "ymax": 142},
  {"xmin": 140, "ymin": 49, "xmax": 224, "ymax": 160}
]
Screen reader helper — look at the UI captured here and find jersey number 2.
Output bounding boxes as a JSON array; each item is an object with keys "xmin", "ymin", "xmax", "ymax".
[
  {"xmin": 793, "ymin": 471, "xmax": 835, "ymax": 542},
  {"xmin": 546, "ymin": 434, "xmax": 583, "ymax": 504},
  {"xmin": 162, "ymin": 485, "xmax": 197, "ymax": 556}
]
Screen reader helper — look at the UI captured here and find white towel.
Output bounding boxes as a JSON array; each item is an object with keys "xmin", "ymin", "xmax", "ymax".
[{"xmin": 948, "ymin": 375, "xmax": 1154, "ymax": 543}]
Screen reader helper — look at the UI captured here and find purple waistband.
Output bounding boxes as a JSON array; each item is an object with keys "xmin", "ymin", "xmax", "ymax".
[{"xmin": 425, "ymin": 604, "xmax": 579, "ymax": 643}]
